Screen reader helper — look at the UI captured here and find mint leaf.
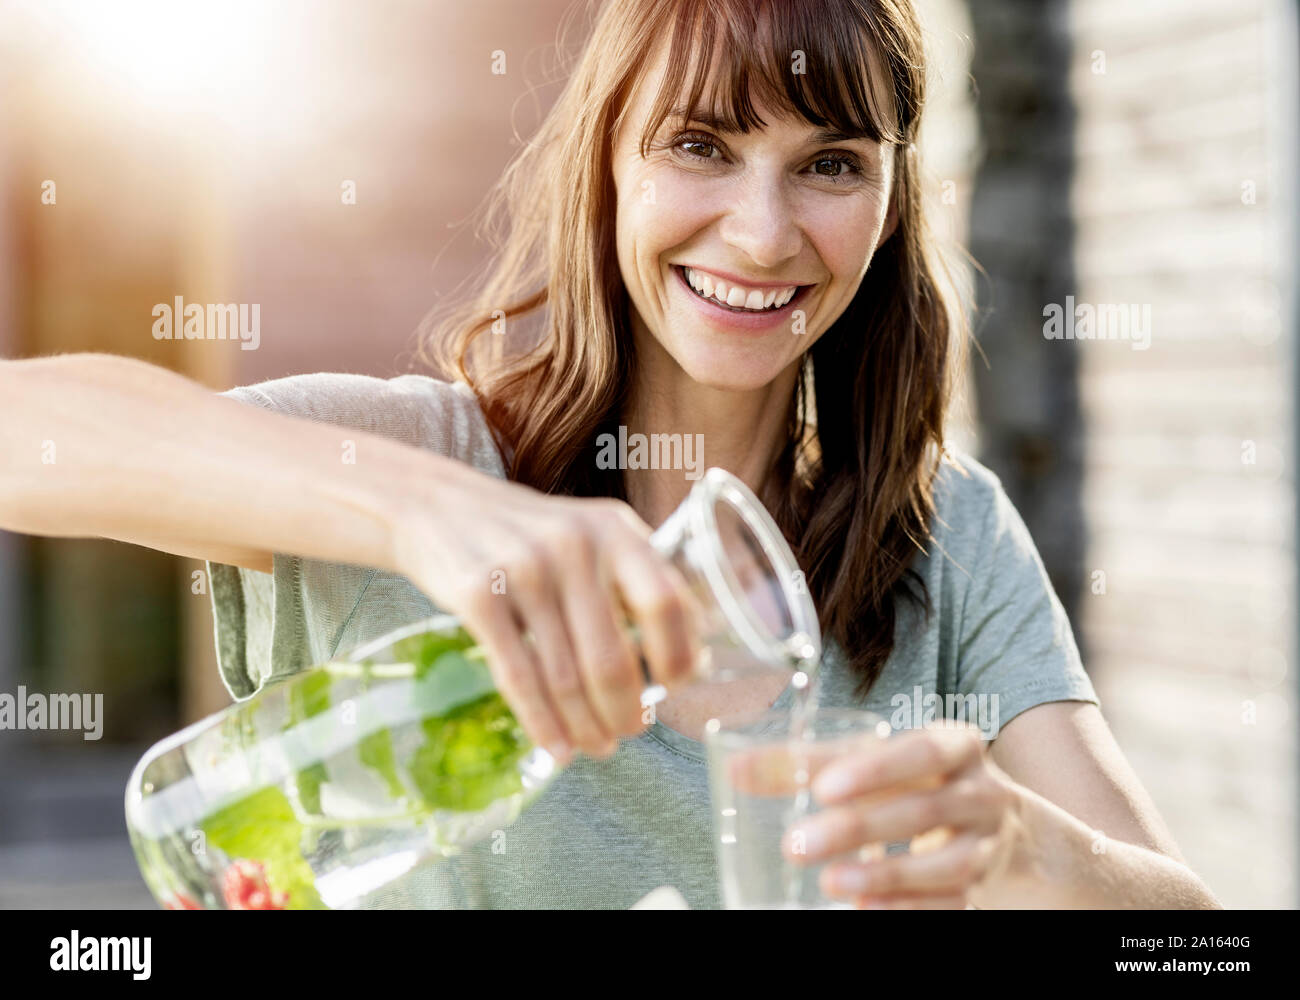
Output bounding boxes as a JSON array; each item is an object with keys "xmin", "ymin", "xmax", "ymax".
[
  {"xmin": 295, "ymin": 762, "xmax": 328, "ymax": 815},
  {"xmin": 409, "ymin": 691, "xmax": 528, "ymax": 812},
  {"xmin": 391, "ymin": 624, "xmax": 477, "ymax": 679},
  {"xmin": 289, "ymin": 668, "xmax": 333, "ymax": 721},
  {"xmin": 201, "ymin": 786, "xmax": 327, "ymax": 910},
  {"xmin": 359, "ymin": 728, "xmax": 406, "ymax": 799}
]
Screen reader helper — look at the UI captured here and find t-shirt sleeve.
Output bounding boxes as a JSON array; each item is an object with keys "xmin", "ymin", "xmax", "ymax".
[
  {"xmin": 204, "ymin": 372, "xmax": 505, "ymax": 701},
  {"xmin": 945, "ymin": 459, "xmax": 1100, "ymax": 736},
  {"xmin": 205, "ymin": 382, "xmax": 333, "ymax": 701}
]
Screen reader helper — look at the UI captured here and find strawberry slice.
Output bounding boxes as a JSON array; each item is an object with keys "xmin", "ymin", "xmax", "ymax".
[{"xmin": 222, "ymin": 859, "xmax": 289, "ymax": 910}]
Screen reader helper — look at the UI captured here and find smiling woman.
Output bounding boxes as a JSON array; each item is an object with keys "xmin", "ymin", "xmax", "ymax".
[
  {"xmin": 405, "ymin": 0, "xmax": 1217, "ymax": 909},
  {"xmin": 421, "ymin": 0, "xmax": 956, "ymax": 701},
  {"xmin": 0, "ymin": 0, "xmax": 1222, "ymax": 910}
]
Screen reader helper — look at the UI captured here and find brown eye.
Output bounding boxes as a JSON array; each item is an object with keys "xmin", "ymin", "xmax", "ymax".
[
  {"xmin": 678, "ymin": 138, "xmax": 718, "ymax": 160},
  {"xmin": 810, "ymin": 154, "xmax": 863, "ymax": 183}
]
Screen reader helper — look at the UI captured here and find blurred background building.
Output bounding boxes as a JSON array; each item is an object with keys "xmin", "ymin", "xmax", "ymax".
[{"xmin": 0, "ymin": 0, "xmax": 1294, "ymax": 908}]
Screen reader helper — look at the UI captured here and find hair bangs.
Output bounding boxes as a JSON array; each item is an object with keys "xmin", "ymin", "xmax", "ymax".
[{"xmin": 637, "ymin": 0, "xmax": 911, "ymax": 159}]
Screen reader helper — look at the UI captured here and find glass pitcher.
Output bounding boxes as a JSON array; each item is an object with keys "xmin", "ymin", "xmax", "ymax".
[{"xmin": 124, "ymin": 467, "xmax": 821, "ymax": 910}]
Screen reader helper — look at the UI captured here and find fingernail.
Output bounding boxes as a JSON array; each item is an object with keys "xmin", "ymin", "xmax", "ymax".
[
  {"xmin": 787, "ymin": 823, "xmax": 826, "ymax": 858},
  {"xmin": 812, "ymin": 767, "xmax": 855, "ymax": 802},
  {"xmin": 829, "ymin": 866, "xmax": 872, "ymax": 894},
  {"xmin": 548, "ymin": 743, "xmax": 572, "ymax": 766}
]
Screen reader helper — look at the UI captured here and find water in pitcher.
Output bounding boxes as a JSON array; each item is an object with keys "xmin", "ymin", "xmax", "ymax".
[{"xmin": 127, "ymin": 632, "xmax": 555, "ymax": 910}]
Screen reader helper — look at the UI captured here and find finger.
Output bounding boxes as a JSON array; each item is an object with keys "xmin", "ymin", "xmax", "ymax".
[
  {"xmin": 910, "ymin": 824, "xmax": 956, "ymax": 855},
  {"xmin": 611, "ymin": 542, "xmax": 700, "ymax": 693},
  {"xmin": 821, "ymin": 831, "xmax": 982, "ymax": 898},
  {"xmin": 460, "ymin": 591, "xmax": 573, "ymax": 767},
  {"xmin": 512, "ymin": 583, "xmax": 617, "ymax": 758},
  {"xmin": 853, "ymin": 893, "xmax": 969, "ymax": 910},
  {"xmin": 811, "ymin": 724, "xmax": 984, "ymax": 804},
  {"xmin": 557, "ymin": 543, "xmax": 644, "ymax": 740},
  {"xmin": 785, "ymin": 774, "xmax": 1003, "ymax": 860},
  {"xmin": 723, "ymin": 737, "xmax": 883, "ymax": 797},
  {"xmin": 856, "ymin": 841, "xmax": 889, "ymax": 864}
]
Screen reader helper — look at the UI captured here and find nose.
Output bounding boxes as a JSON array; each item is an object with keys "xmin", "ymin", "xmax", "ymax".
[{"xmin": 717, "ymin": 172, "xmax": 803, "ymax": 271}]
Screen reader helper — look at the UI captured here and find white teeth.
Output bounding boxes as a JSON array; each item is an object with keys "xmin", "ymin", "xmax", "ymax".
[{"xmin": 683, "ymin": 266, "xmax": 799, "ymax": 312}]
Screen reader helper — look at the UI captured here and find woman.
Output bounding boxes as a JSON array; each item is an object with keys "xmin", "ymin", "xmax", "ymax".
[{"xmin": 0, "ymin": 0, "xmax": 1219, "ymax": 909}]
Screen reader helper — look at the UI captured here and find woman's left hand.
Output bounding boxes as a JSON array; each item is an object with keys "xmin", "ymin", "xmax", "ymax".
[{"xmin": 783, "ymin": 721, "xmax": 1023, "ymax": 909}]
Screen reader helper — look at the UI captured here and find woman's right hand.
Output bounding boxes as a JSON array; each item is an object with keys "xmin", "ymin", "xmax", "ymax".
[
  {"xmin": 390, "ymin": 463, "xmax": 703, "ymax": 767},
  {"xmin": 0, "ymin": 353, "xmax": 698, "ymax": 765}
]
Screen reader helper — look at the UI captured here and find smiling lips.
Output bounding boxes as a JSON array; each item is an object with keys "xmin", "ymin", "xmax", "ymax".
[{"xmin": 679, "ymin": 265, "xmax": 805, "ymax": 312}]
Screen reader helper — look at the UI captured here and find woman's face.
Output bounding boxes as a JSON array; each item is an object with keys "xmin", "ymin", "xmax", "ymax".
[{"xmin": 611, "ymin": 41, "xmax": 898, "ymax": 393}]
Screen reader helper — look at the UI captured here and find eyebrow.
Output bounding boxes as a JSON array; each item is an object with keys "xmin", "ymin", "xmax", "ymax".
[{"xmin": 666, "ymin": 106, "xmax": 872, "ymax": 144}]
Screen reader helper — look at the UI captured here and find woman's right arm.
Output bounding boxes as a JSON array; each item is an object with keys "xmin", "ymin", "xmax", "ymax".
[
  {"xmin": 0, "ymin": 352, "xmax": 404, "ymax": 574},
  {"xmin": 0, "ymin": 352, "xmax": 700, "ymax": 762}
]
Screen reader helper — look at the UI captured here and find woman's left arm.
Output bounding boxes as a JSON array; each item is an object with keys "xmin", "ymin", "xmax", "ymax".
[
  {"xmin": 791, "ymin": 702, "xmax": 1222, "ymax": 908},
  {"xmin": 976, "ymin": 700, "xmax": 1220, "ymax": 908}
]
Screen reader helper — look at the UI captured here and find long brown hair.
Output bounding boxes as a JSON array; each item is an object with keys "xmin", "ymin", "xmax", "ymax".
[{"xmin": 419, "ymin": 0, "xmax": 965, "ymax": 698}]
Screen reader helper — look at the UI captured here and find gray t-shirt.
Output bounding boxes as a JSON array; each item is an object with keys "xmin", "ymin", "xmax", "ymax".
[{"xmin": 207, "ymin": 371, "xmax": 1099, "ymax": 909}]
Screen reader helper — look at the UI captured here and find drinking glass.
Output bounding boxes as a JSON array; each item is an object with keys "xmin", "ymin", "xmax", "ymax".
[{"xmin": 706, "ymin": 707, "xmax": 891, "ymax": 909}]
